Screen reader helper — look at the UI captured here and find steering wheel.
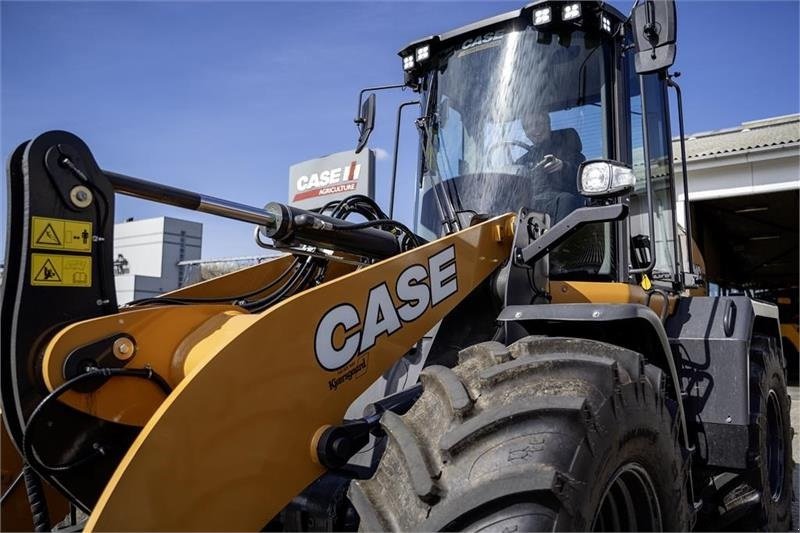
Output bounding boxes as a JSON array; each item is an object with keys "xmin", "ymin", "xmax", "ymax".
[{"xmin": 486, "ymin": 140, "xmax": 532, "ymax": 167}]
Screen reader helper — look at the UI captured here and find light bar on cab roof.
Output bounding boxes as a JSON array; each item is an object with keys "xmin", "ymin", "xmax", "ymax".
[
  {"xmin": 562, "ymin": 3, "xmax": 581, "ymax": 21},
  {"xmin": 601, "ymin": 14, "xmax": 613, "ymax": 33},
  {"xmin": 532, "ymin": 6, "xmax": 552, "ymax": 27}
]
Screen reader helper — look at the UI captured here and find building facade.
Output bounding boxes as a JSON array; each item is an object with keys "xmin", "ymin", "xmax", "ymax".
[{"xmin": 113, "ymin": 217, "xmax": 202, "ymax": 304}]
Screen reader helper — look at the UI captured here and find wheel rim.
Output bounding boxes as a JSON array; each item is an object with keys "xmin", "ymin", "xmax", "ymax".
[
  {"xmin": 591, "ymin": 462, "xmax": 663, "ymax": 532},
  {"xmin": 765, "ymin": 389, "xmax": 786, "ymax": 502}
]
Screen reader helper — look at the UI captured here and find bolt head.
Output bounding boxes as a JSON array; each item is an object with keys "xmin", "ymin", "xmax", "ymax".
[{"xmin": 113, "ymin": 338, "xmax": 135, "ymax": 361}]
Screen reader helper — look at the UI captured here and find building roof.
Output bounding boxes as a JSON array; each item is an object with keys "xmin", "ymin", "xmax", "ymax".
[{"xmin": 672, "ymin": 113, "xmax": 800, "ymax": 161}]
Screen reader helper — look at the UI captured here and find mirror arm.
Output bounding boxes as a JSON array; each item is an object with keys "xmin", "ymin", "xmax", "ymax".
[
  {"xmin": 667, "ymin": 72, "xmax": 694, "ymax": 277},
  {"xmin": 389, "ymin": 100, "xmax": 420, "ymax": 219},
  {"xmin": 355, "ymin": 84, "xmax": 406, "ymax": 127}
]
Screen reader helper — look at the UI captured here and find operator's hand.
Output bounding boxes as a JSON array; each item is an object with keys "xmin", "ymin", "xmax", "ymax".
[{"xmin": 540, "ymin": 154, "xmax": 564, "ymax": 174}]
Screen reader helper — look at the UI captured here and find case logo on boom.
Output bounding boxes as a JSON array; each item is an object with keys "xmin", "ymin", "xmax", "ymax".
[{"xmin": 315, "ymin": 245, "xmax": 458, "ymax": 375}]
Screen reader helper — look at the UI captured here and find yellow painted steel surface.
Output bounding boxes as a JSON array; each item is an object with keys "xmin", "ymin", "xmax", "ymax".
[
  {"xmin": 781, "ymin": 322, "xmax": 799, "ymax": 352},
  {"xmin": 550, "ymin": 280, "xmax": 675, "ymax": 316},
  {"xmin": 40, "ymin": 256, "xmax": 355, "ymax": 427},
  {"xmin": 85, "ymin": 215, "xmax": 514, "ymax": 532},
  {"xmin": 42, "ymin": 305, "xmax": 241, "ymax": 426},
  {"xmin": 163, "ymin": 254, "xmax": 355, "ymax": 300}
]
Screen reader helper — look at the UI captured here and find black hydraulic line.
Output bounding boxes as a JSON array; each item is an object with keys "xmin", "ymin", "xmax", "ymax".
[
  {"xmin": 666, "ymin": 74, "xmax": 694, "ymax": 276},
  {"xmin": 331, "ymin": 194, "xmax": 389, "ymax": 220},
  {"xmin": 629, "ymin": 75, "xmax": 658, "ymax": 276},
  {"xmin": 390, "ymin": 100, "xmax": 421, "ymax": 219},
  {"xmin": 327, "ymin": 219, "xmax": 423, "ymax": 248},
  {"xmin": 103, "ymin": 170, "xmax": 277, "ymax": 228},
  {"xmin": 243, "ymin": 258, "xmax": 321, "ymax": 313},
  {"xmin": 126, "ymin": 258, "xmax": 301, "ymax": 307},
  {"xmin": 23, "ymin": 368, "xmax": 171, "ymax": 476},
  {"xmin": 23, "ymin": 464, "xmax": 50, "ymax": 532}
]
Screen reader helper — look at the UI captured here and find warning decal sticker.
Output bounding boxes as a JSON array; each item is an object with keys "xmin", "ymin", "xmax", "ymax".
[
  {"xmin": 31, "ymin": 216, "xmax": 92, "ymax": 252},
  {"xmin": 31, "ymin": 254, "xmax": 92, "ymax": 287}
]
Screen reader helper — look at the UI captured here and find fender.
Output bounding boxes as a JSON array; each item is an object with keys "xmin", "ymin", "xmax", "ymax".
[{"xmin": 665, "ymin": 296, "xmax": 781, "ymax": 470}]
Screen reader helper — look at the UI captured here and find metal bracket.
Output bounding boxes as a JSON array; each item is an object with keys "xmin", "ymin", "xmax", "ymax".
[{"xmin": 515, "ymin": 204, "xmax": 628, "ymax": 266}]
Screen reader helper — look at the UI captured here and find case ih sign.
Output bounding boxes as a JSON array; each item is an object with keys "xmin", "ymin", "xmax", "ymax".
[{"xmin": 289, "ymin": 149, "xmax": 375, "ymax": 210}]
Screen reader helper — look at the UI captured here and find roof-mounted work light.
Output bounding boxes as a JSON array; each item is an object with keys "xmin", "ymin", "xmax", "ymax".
[
  {"xmin": 415, "ymin": 45, "xmax": 430, "ymax": 62},
  {"xmin": 532, "ymin": 6, "xmax": 553, "ymax": 27},
  {"xmin": 600, "ymin": 14, "xmax": 613, "ymax": 33},
  {"xmin": 562, "ymin": 3, "xmax": 582, "ymax": 22},
  {"xmin": 402, "ymin": 55, "xmax": 415, "ymax": 71}
]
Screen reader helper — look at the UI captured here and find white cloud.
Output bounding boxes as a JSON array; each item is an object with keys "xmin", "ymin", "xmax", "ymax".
[{"xmin": 373, "ymin": 147, "xmax": 390, "ymax": 161}]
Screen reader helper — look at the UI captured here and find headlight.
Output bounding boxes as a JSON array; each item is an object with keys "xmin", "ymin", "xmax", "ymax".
[{"xmin": 578, "ymin": 160, "xmax": 636, "ymax": 198}]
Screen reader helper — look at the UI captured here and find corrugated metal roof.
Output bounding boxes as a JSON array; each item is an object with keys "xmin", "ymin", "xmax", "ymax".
[{"xmin": 672, "ymin": 114, "xmax": 800, "ymax": 161}]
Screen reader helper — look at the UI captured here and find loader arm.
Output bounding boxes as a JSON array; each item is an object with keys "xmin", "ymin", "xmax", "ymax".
[
  {"xmin": 83, "ymin": 215, "xmax": 512, "ymax": 531},
  {"xmin": 1, "ymin": 130, "xmax": 515, "ymax": 530}
]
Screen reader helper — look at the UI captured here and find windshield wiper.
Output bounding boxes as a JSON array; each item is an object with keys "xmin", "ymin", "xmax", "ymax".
[{"xmin": 419, "ymin": 79, "xmax": 462, "ymax": 234}]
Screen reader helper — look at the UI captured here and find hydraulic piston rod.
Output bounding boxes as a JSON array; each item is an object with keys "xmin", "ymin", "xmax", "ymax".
[
  {"xmin": 102, "ymin": 170, "xmax": 400, "ymax": 259},
  {"xmin": 103, "ymin": 170, "xmax": 278, "ymax": 229}
]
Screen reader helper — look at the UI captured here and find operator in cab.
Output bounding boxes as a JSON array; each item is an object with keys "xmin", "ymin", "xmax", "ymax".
[{"xmin": 517, "ymin": 109, "xmax": 586, "ymax": 222}]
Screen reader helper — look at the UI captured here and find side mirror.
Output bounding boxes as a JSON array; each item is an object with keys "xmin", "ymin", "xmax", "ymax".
[
  {"xmin": 355, "ymin": 93, "xmax": 376, "ymax": 154},
  {"xmin": 631, "ymin": 0, "xmax": 677, "ymax": 74}
]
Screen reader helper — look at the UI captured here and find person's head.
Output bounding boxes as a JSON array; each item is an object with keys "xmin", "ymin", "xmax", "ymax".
[{"xmin": 522, "ymin": 109, "xmax": 551, "ymax": 145}]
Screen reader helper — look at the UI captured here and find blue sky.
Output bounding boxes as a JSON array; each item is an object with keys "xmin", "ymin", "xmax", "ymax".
[{"xmin": 2, "ymin": 1, "xmax": 798, "ymax": 259}]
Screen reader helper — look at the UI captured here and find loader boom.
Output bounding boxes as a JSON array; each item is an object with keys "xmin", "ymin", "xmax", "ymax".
[{"xmin": 1, "ymin": 130, "xmax": 514, "ymax": 529}]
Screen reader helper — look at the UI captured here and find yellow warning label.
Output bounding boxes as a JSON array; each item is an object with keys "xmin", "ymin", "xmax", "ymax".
[
  {"xmin": 31, "ymin": 254, "xmax": 91, "ymax": 287},
  {"xmin": 640, "ymin": 273, "xmax": 653, "ymax": 291},
  {"xmin": 31, "ymin": 216, "xmax": 92, "ymax": 252}
]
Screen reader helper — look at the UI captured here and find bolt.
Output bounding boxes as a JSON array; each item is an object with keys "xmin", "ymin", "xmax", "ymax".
[
  {"xmin": 113, "ymin": 337, "xmax": 135, "ymax": 361},
  {"xmin": 70, "ymin": 185, "xmax": 92, "ymax": 208},
  {"xmin": 592, "ymin": 310, "xmax": 601, "ymax": 318},
  {"xmin": 514, "ymin": 311, "xmax": 523, "ymax": 319},
  {"xmin": 725, "ymin": 416, "xmax": 732, "ymax": 423}
]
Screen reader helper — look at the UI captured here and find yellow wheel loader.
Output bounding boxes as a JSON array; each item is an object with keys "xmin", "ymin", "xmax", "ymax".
[{"xmin": 1, "ymin": 1, "xmax": 794, "ymax": 531}]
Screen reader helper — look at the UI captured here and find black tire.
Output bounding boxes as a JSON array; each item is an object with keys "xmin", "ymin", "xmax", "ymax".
[
  {"xmin": 349, "ymin": 336, "xmax": 690, "ymax": 531},
  {"xmin": 737, "ymin": 335, "xmax": 794, "ymax": 531}
]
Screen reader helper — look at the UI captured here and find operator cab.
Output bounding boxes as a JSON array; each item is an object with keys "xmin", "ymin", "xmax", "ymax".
[{"xmin": 399, "ymin": 1, "xmax": 683, "ymax": 286}]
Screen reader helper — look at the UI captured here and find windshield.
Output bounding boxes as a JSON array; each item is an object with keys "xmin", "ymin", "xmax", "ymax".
[{"xmin": 416, "ymin": 25, "xmax": 614, "ymax": 278}]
